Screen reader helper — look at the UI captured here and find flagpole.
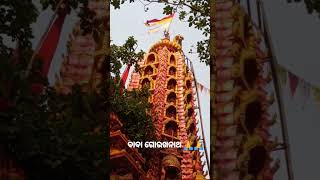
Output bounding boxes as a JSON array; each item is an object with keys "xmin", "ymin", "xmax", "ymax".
[
  {"xmin": 189, "ymin": 59, "xmax": 210, "ymax": 173},
  {"xmin": 167, "ymin": 13, "xmax": 175, "ymax": 35},
  {"xmin": 25, "ymin": 0, "xmax": 65, "ymax": 77},
  {"xmin": 259, "ymin": 1, "xmax": 294, "ymax": 179},
  {"xmin": 163, "ymin": 13, "xmax": 175, "ymax": 38}
]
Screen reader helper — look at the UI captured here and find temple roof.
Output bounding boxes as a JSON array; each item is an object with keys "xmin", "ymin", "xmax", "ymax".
[{"xmin": 149, "ymin": 35, "xmax": 184, "ymax": 52}]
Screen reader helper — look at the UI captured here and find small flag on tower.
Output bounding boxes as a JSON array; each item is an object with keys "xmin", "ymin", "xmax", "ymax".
[{"xmin": 145, "ymin": 14, "xmax": 174, "ymax": 34}]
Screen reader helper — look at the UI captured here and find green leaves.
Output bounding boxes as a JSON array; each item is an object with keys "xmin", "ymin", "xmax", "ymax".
[
  {"xmin": 111, "ymin": 36, "xmax": 145, "ymax": 75},
  {"xmin": 111, "ymin": 0, "xmax": 135, "ymax": 9},
  {"xmin": 196, "ymin": 39, "xmax": 210, "ymax": 64},
  {"xmin": 40, "ymin": 0, "xmax": 88, "ymax": 11},
  {"xmin": 163, "ymin": 5, "xmax": 174, "ymax": 15},
  {"xmin": 109, "ymin": 82, "xmax": 155, "ymax": 144},
  {"xmin": 111, "ymin": 0, "xmax": 122, "ymax": 9},
  {"xmin": 0, "ymin": 0, "xmax": 38, "ymax": 58},
  {"xmin": 179, "ymin": 10, "xmax": 187, "ymax": 19},
  {"xmin": 4, "ymin": 84, "xmax": 108, "ymax": 180},
  {"xmin": 161, "ymin": 0, "xmax": 210, "ymax": 64}
]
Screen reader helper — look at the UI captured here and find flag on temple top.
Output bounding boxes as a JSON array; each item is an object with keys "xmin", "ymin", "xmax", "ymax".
[{"xmin": 145, "ymin": 14, "xmax": 174, "ymax": 34}]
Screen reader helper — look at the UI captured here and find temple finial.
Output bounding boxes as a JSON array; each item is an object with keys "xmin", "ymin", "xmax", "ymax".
[{"xmin": 164, "ymin": 30, "xmax": 170, "ymax": 40}]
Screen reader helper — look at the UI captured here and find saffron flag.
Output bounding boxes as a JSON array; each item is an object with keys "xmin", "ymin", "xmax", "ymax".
[{"xmin": 145, "ymin": 14, "xmax": 174, "ymax": 34}]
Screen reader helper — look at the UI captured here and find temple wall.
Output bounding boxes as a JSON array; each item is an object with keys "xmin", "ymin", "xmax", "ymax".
[{"xmin": 214, "ymin": 0, "xmax": 279, "ymax": 179}]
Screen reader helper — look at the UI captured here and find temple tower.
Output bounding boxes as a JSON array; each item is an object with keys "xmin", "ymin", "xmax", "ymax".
[
  {"xmin": 213, "ymin": 0, "xmax": 280, "ymax": 179},
  {"xmin": 54, "ymin": 0, "xmax": 107, "ymax": 94},
  {"xmin": 128, "ymin": 35, "xmax": 206, "ymax": 179}
]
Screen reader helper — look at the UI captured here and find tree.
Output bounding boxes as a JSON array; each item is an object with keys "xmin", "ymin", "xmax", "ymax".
[
  {"xmin": 111, "ymin": 36, "xmax": 144, "ymax": 76},
  {"xmin": 0, "ymin": 0, "xmax": 38, "ymax": 70},
  {"xmin": 110, "ymin": 36, "xmax": 156, "ymax": 150}
]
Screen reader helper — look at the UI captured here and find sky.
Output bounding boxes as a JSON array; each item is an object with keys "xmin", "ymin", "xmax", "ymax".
[{"xmin": 19, "ymin": 0, "xmax": 320, "ymax": 179}]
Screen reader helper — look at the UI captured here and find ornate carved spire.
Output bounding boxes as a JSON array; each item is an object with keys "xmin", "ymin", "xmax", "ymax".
[{"xmin": 128, "ymin": 35, "xmax": 206, "ymax": 179}]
